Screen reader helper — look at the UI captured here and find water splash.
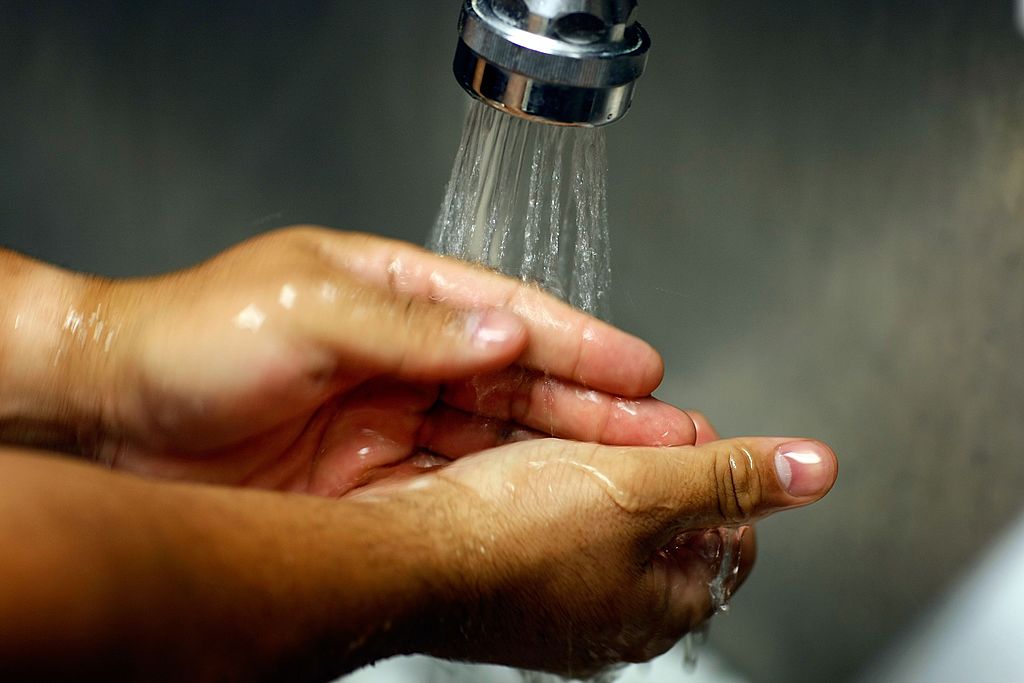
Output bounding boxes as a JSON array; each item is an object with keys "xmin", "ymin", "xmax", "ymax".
[
  {"xmin": 519, "ymin": 667, "xmax": 625, "ymax": 683},
  {"xmin": 708, "ymin": 526, "xmax": 747, "ymax": 614},
  {"xmin": 681, "ymin": 526, "xmax": 748, "ymax": 673},
  {"xmin": 682, "ymin": 623, "xmax": 710, "ymax": 672}
]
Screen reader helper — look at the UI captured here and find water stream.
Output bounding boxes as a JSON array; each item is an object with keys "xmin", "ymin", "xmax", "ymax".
[
  {"xmin": 430, "ymin": 100, "xmax": 742, "ymax": 681},
  {"xmin": 430, "ymin": 100, "xmax": 611, "ymax": 320}
]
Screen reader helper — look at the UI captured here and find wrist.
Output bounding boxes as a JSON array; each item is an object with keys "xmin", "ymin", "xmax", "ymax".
[
  {"xmin": 0, "ymin": 449, "xmax": 449, "ymax": 680},
  {"xmin": 305, "ymin": 494, "xmax": 454, "ymax": 672},
  {"xmin": 0, "ymin": 251, "xmax": 118, "ymax": 454},
  {"xmin": 159, "ymin": 488, "xmax": 453, "ymax": 679},
  {"xmin": 362, "ymin": 486, "xmax": 497, "ymax": 664}
]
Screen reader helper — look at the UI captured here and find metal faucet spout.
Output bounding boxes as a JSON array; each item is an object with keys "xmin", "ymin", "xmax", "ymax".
[{"xmin": 452, "ymin": 0, "xmax": 651, "ymax": 126}]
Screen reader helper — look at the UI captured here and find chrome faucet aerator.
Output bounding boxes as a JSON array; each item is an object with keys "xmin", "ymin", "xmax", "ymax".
[{"xmin": 452, "ymin": 0, "xmax": 651, "ymax": 127}]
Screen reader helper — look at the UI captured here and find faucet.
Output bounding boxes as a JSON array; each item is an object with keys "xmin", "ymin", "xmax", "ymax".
[{"xmin": 452, "ymin": 0, "xmax": 651, "ymax": 126}]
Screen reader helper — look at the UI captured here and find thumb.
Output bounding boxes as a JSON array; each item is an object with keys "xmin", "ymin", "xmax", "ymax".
[
  {"xmin": 607, "ymin": 437, "xmax": 838, "ymax": 532},
  {"xmin": 301, "ymin": 277, "xmax": 528, "ymax": 381}
]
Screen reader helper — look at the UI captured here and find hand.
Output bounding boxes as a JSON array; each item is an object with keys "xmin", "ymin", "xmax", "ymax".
[
  {"xmin": 358, "ymin": 435, "xmax": 837, "ymax": 677},
  {"xmin": 0, "ymin": 430, "xmax": 833, "ymax": 681},
  {"xmin": 24, "ymin": 227, "xmax": 702, "ymax": 494}
]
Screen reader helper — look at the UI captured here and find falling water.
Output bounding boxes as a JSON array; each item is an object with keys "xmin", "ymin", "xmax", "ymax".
[
  {"xmin": 682, "ymin": 526, "xmax": 748, "ymax": 672},
  {"xmin": 430, "ymin": 100, "xmax": 611, "ymax": 320},
  {"xmin": 429, "ymin": 100, "xmax": 742, "ymax": 680}
]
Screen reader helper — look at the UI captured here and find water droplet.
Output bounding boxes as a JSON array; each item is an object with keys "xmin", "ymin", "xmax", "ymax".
[
  {"xmin": 278, "ymin": 283, "xmax": 297, "ymax": 309},
  {"xmin": 234, "ymin": 303, "xmax": 266, "ymax": 332},
  {"xmin": 319, "ymin": 281, "xmax": 338, "ymax": 302},
  {"xmin": 612, "ymin": 398, "xmax": 639, "ymax": 416},
  {"xmin": 63, "ymin": 307, "xmax": 83, "ymax": 334}
]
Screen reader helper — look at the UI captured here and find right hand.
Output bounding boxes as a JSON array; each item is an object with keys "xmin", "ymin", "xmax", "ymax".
[
  {"xmin": 4, "ymin": 228, "xmax": 702, "ymax": 492},
  {"xmin": 357, "ymin": 434, "xmax": 837, "ymax": 677}
]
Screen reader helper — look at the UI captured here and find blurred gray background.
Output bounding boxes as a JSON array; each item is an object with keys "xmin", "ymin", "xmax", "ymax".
[{"xmin": 2, "ymin": 1, "xmax": 1023, "ymax": 681}]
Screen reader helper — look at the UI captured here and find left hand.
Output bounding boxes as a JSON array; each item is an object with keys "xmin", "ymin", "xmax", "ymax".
[
  {"xmin": 19, "ymin": 227, "xmax": 704, "ymax": 495},
  {"xmin": 346, "ymin": 433, "xmax": 834, "ymax": 676}
]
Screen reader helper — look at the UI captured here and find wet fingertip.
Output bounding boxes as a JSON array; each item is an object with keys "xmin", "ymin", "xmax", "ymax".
[
  {"xmin": 685, "ymin": 410, "xmax": 720, "ymax": 444},
  {"xmin": 773, "ymin": 440, "xmax": 838, "ymax": 498},
  {"xmin": 466, "ymin": 309, "xmax": 526, "ymax": 351},
  {"xmin": 664, "ymin": 411, "xmax": 699, "ymax": 447},
  {"xmin": 635, "ymin": 345, "xmax": 665, "ymax": 396},
  {"xmin": 610, "ymin": 333, "xmax": 664, "ymax": 396},
  {"xmin": 645, "ymin": 405, "xmax": 701, "ymax": 447}
]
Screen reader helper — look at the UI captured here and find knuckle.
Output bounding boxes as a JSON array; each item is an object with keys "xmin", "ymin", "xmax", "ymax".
[
  {"xmin": 247, "ymin": 225, "xmax": 335, "ymax": 262},
  {"xmin": 415, "ymin": 297, "xmax": 463, "ymax": 337},
  {"xmin": 375, "ymin": 260, "xmax": 426, "ymax": 314},
  {"xmin": 391, "ymin": 297, "xmax": 464, "ymax": 368},
  {"xmin": 275, "ymin": 224, "xmax": 328, "ymax": 244},
  {"xmin": 712, "ymin": 443, "xmax": 763, "ymax": 522}
]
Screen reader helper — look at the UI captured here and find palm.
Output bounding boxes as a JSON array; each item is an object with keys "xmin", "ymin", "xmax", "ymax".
[
  {"xmin": 107, "ymin": 348, "xmax": 695, "ymax": 497},
  {"xmin": 107, "ymin": 370, "xmax": 453, "ymax": 496}
]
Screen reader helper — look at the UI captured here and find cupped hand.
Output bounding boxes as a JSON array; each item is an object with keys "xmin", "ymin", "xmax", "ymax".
[
  {"xmin": 358, "ymin": 435, "xmax": 837, "ymax": 677},
  {"xmin": 69, "ymin": 227, "xmax": 703, "ymax": 494}
]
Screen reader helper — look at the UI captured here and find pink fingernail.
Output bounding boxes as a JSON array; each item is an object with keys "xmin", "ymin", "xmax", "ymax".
[
  {"xmin": 467, "ymin": 309, "xmax": 524, "ymax": 349},
  {"xmin": 774, "ymin": 440, "xmax": 836, "ymax": 497}
]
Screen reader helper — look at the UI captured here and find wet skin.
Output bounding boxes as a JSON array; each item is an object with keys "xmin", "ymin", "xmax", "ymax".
[
  {"xmin": 0, "ymin": 227, "xmax": 837, "ymax": 680},
  {"xmin": 34, "ymin": 227, "xmax": 707, "ymax": 494}
]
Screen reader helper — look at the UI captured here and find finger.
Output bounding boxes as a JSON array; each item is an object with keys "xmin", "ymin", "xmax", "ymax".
[
  {"xmin": 586, "ymin": 437, "xmax": 838, "ymax": 531},
  {"xmin": 293, "ymin": 268, "xmax": 529, "ymax": 382},
  {"xmin": 310, "ymin": 229, "xmax": 665, "ymax": 396},
  {"xmin": 443, "ymin": 369, "xmax": 697, "ymax": 446},
  {"xmin": 685, "ymin": 410, "xmax": 720, "ymax": 445},
  {"xmin": 417, "ymin": 404, "xmax": 543, "ymax": 459}
]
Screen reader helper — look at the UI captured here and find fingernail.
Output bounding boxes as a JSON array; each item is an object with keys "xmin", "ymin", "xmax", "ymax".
[
  {"xmin": 467, "ymin": 309, "xmax": 524, "ymax": 349},
  {"xmin": 774, "ymin": 440, "xmax": 835, "ymax": 497}
]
